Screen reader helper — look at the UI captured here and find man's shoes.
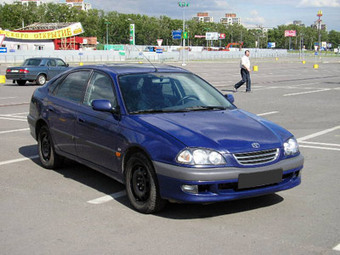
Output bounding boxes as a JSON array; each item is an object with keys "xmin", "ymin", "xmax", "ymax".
[
  {"xmin": 246, "ymin": 90, "xmax": 252, "ymax": 93},
  {"xmin": 234, "ymin": 86, "xmax": 238, "ymax": 92}
]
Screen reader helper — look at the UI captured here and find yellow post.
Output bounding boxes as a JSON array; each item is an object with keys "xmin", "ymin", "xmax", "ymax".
[
  {"xmin": 302, "ymin": 60, "xmax": 306, "ymax": 64},
  {"xmin": 275, "ymin": 57, "xmax": 279, "ymax": 61},
  {"xmin": 0, "ymin": 75, "xmax": 6, "ymax": 84},
  {"xmin": 313, "ymin": 64, "xmax": 319, "ymax": 69},
  {"xmin": 79, "ymin": 62, "xmax": 83, "ymax": 66},
  {"xmin": 253, "ymin": 65, "xmax": 258, "ymax": 72}
]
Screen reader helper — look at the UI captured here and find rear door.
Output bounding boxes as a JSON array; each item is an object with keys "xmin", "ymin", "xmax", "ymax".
[{"xmin": 47, "ymin": 70, "xmax": 91, "ymax": 156}]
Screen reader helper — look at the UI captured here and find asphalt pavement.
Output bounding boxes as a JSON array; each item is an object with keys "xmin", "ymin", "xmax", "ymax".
[{"xmin": 0, "ymin": 58, "xmax": 339, "ymax": 255}]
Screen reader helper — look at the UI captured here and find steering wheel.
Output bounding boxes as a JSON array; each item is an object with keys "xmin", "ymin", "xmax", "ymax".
[{"xmin": 176, "ymin": 95, "xmax": 199, "ymax": 105}]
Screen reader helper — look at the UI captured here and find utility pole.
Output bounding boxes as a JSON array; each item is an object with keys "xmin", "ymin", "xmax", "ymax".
[
  {"xmin": 104, "ymin": 21, "xmax": 111, "ymax": 49},
  {"xmin": 317, "ymin": 10, "xmax": 323, "ymax": 56}
]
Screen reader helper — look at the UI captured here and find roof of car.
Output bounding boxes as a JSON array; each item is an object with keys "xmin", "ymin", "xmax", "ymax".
[
  {"xmin": 26, "ymin": 57, "xmax": 64, "ymax": 61},
  {"xmin": 72, "ymin": 64, "xmax": 190, "ymax": 75}
]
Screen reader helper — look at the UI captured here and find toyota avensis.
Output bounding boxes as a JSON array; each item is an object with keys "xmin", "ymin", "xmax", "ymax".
[{"xmin": 28, "ymin": 64, "xmax": 304, "ymax": 213}]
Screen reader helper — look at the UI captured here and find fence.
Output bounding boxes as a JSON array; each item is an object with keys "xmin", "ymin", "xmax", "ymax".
[{"xmin": 0, "ymin": 47, "xmax": 327, "ymax": 65}]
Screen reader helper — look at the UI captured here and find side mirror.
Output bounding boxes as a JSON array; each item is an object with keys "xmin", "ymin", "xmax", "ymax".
[
  {"xmin": 92, "ymin": 99, "xmax": 118, "ymax": 113},
  {"xmin": 225, "ymin": 94, "xmax": 235, "ymax": 104},
  {"xmin": 66, "ymin": 64, "xmax": 69, "ymax": 67}
]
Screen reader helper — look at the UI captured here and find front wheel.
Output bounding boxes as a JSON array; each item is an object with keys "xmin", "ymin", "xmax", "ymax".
[
  {"xmin": 38, "ymin": 126, "xmax": 63, "ymax": 169},
  {"xmin": 125, "ymin": 153, "xmax": 166, "ymax": 214}
]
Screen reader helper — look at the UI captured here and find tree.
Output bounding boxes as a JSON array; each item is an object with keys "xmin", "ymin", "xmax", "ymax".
[
  {"xmin": 328, "ymin": 30, "xmax": 340, "ymax": 48},
  {"xmin": 0, "ymin": 2, "xmax": 339, "ymax": 49}
]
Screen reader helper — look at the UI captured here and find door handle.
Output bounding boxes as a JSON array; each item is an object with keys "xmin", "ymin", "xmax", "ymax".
[
  {"xmin": 78, "ymin": 118, "xmax": 85, "ymax": 123},
  {"xmin": 47, "ymin": 106, "xmax": 56, "ymax": 113}
]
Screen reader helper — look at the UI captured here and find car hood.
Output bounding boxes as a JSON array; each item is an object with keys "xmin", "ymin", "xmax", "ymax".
[{"xmin": 135, "ymin": 109, "xmax": 292, "ymax": 153}]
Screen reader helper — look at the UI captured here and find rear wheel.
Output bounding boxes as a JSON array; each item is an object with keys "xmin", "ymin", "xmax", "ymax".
[
  {"xmin": 125, "ymin": 152, "xmax": 166, "ymax": 214},
  {"xmin": 38, "ymin": 126, "xmax": 63, "ymax": 169},
  {"xmin": 36, "ymin": 74, "xmax": 46, "ymax": 85},
  {"xmin": 17, "ymin": 80, "xmax": 26, "ymax": 86}
]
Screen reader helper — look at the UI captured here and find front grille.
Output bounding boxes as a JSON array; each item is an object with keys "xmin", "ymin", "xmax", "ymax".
[{"xmin": 233, "ymin": 148, "xmax": 279, "ymax": 166}]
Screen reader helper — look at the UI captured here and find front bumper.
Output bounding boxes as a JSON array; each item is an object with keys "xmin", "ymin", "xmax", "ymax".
[{"xmin": 154, "ymin": 154, "xmax": 303, "ymax": 203}]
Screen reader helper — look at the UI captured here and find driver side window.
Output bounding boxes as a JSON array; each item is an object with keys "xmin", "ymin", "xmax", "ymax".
[{"xmin": 83, "ymin": 72, "xmax": 116, "ymax": 107}]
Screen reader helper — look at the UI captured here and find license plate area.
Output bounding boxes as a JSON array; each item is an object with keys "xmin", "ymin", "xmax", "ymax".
[{"xmin": 238, "ymin": 169, "xmax": 283, "ymax": 190}]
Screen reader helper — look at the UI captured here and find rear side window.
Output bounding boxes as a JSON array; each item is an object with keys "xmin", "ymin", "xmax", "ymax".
[
  {"xmin": 23, "ymin": 59, "xmax": 41, "ymax": 66},
  {"xmin": 54, "ymin": 71, "xmax": 91, "ymax": 103}
]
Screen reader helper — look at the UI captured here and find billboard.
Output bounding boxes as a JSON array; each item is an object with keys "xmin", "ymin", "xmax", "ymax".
[
  {"xmin": 267, "ymin": 42, "xmax": 276, "ymax": 48},
  {"xmin": 285, "ymin": 30, "xmax": 296, "ymax": 37},
  {"xmin": 0, "ymin": 23, "xmax": 84, "ymax": 40},
  {"xmin": 172, "ymin": 30, "xmax": 182, "ymax": 40},
  {"xmin": 205, "ymin": 32, "xmax": 219, "ymax": 40}
]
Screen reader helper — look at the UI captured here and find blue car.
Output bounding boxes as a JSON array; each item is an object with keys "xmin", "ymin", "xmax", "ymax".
[
  {"xmin": 28, "ymin": 64, "xmax": 303, "ymax": 213},
  {"xmin": 6, "ymin": 57, "xmax": 69, "ymax": 86}
]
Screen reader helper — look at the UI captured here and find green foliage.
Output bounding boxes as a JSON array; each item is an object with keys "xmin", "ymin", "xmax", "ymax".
[{"xmin": 0, "ymin": 2, "xmax": 338, "ymax": 49}]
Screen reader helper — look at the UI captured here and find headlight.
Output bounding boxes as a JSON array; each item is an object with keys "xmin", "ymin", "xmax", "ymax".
[
  {"xmin": 177, "ymin": 148, "xmax": 226, "ymax": 165},
  {"xmin": 284, "ymin": 137, "xmax": 299, "ymax": 156}
]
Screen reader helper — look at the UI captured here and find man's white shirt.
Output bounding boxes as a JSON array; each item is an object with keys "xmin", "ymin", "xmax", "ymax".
[{"xmin": 240, "ymin": 55, "xmax": 250, "ymax": 70}]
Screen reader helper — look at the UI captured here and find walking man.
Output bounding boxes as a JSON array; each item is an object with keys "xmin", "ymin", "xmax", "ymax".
[{"xmin": 234, "ymin": 50, "xmax": 251, "ymax": 92}]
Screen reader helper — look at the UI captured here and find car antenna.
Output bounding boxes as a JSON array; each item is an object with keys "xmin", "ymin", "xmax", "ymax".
[{"xmin": 132, "ymin": 45, "xmax": 158, "ymax": 72}]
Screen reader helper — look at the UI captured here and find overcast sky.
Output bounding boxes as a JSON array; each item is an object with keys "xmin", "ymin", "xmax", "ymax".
[{"xmin": 1, "ymin": 0, "xmax": 340, "ymax": 30}]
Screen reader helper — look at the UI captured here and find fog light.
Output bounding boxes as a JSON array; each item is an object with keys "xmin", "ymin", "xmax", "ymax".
[{"xmin": 181, "ymin": 185, "xmax": 198, "ymax": 194}]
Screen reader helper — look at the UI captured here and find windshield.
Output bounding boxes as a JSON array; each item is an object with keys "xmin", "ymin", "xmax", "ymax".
[
  {"xmin": 23, "ymin": 59, "xmax": 42, "ymax": 66},
  {"xmin": 118, "ymin": 72, "xmax": 235, "ymax": 114}
]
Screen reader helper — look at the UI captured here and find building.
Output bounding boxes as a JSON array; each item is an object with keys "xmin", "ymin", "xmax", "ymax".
[
  {"xmin": 17, "ymin": 0, "xmax": 43, "ymax": 6},
  {"xmin": 17, "ymin": 0, "xmax": 92, "ymax": 11},
  {"xmin": 220, "ymin": 13, "xmax": 241, "ymax": 26},
  {"xmin": 293, "ymin": 20, "xmax": 305, "ymax": 27},
  {"xmin": 311, "ymin": 21, "xmax": 327, "ymax": 31},
  {"xmin": 193, "ymin": 13, "xmax": 213, "ymax": 23},
  {"xmin": 63, "ymin": 0, "xmax": 92, "ymax": 12}
]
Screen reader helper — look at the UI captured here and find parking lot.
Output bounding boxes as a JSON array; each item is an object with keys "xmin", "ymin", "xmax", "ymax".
[{"xmin": 1, "ymin": 59, "xmax": 340, "ymax": 254}]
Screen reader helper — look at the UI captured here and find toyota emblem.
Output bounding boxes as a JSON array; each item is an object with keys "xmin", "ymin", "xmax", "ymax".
[{"xmin": 251, "ymin": 143, "xmax": 260, "ymax": 149}]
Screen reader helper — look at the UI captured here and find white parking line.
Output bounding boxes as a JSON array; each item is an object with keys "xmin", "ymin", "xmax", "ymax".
[
  {"xmin": 333, "ymin": 243, "xmax": 340, "ymax": 251},
  {"xmin": 0, "ymin": 128, "xmax": 29, "ymax": 134},
  {"xmin": 297, "ymin": 126, "xmax": 340, "ymax": 142},
  {"xmin": 257, "ymin": 111, "xmax": 279, "ymax": 116},
  {"xmin": 87, "ymin": 190, "xmax": 126, "ymax": 204},
  {"xmin": 299, "ymin": 144, "xmax": 340, "ymax": 151},
  {"xmin": 300, "ymin": 141, "xmax": 340, "ymax": 147},
  {"xmin": 0, "ymin": 97, "xmax": 17, "ymax": 100},
  {"xmin": 0, "ymin": 116, "xmax": 27, "ymax": 122},
  {"xmin": 283, "ymin": 88, "xmax": 331, "ymax": 97},
  {"xmin": 0, "ymin": 155, "xmax": 39, "ymax": 166},
  {"xmin": 0, "ymin": 112, "xmax": 28, "ymax": 116}
]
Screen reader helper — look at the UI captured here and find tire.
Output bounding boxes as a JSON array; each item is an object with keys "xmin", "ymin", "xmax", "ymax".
[
  {"xmin": 125, "ymin": 152, "xmax": 166, "ymax": 214},
  {"xmin": 36, "ymin": 74, "xmax": 46, "ymax": 85},
  {"xmin": 38, "ymin": 126, "xmax": 63, "ymax": 169},
  {"xmin": 17, "ymin": 80, "xmax": 26, "ymax": 86}
]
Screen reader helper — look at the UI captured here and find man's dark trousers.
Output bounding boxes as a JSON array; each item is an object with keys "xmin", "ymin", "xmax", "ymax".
[{"xmin": 235, "ymin": 68, "xmax": 251, "ymax": 91}]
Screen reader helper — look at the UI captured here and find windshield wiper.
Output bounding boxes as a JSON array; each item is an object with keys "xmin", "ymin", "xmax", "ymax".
[
  {"xmin": 181, "ymin": 106, "xmax": 227, "ymax": 112},
  {"xmin": 130, "ymin": 109, "xmax": 175, "ymax": 114},
  {"xmin": 130, "ymin": 106, "xmax": 227, "ymax": 114}
]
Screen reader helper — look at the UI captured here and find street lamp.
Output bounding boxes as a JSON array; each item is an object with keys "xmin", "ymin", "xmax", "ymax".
[
  {"xmin": 178, "ymin": 1, "xmax": 189, "ymax": 66},
  {"xmin": 104, "ymin": 20, "xmax": 111, "ymax": 50}
]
